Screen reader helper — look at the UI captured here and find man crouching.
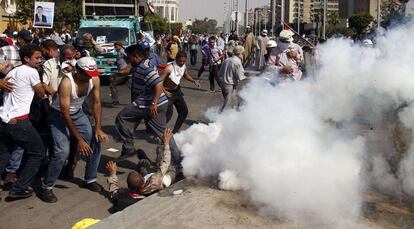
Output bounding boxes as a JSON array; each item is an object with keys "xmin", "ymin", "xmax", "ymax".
[{"xmin": 106, "ymin": 128, "xmax": 176, "ymax": 210}]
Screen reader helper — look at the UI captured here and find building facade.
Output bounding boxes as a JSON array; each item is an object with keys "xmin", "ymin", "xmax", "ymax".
[{"xmin": 153, "ymin": 0, "xmax": 180, "ymax": 23}]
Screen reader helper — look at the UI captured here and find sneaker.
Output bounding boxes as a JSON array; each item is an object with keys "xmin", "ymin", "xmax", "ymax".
[
  {"xmin": 4, "ymin": 172, "xmax": 17, "ymax": 184},
  {"xmin": 118, "ymin": 148, "xmax": 136, "ymax": 160},
  {"xmin": 40, "ymin": 189, "xmax": 58, "ymax": 203},
  {"xmin": 8, "ymin": 188, "xmax": 33, "ymax": 199},
  {"xmin": 84, "ymin": 182, "xmax": 102, "ymax": 192}
]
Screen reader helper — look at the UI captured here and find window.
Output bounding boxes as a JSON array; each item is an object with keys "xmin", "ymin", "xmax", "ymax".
[{"xmin": 78, "ymin": 27, "xmax": 130, "ymax": 45}]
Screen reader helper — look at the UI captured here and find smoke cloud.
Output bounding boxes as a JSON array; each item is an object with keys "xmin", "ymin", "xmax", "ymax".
[{"xmin": 175, "ymin": 15, "xmax": 414, "ymax": 225}]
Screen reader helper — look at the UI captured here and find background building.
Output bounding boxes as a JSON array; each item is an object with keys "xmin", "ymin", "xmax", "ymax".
[{"xmin": 153, "ymin": 0, "xmax": 180, "ymax": 23}]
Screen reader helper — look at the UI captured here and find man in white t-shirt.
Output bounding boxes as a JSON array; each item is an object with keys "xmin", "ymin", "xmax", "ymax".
[{"xmin": 0, "ymin": 44, "xmax": 47, "ymax": 200}]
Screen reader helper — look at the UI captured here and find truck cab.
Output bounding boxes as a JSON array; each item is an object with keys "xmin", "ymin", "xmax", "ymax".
[{"xmin": 77, "ymin": 18, "xmax": 141, "ymax": 82}]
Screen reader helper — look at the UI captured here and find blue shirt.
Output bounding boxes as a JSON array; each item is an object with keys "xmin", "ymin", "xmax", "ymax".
[
  {"xmin": 149, "ymin": 52, "xmax": 162, "ymax": 66},
  {"xmin": 131, "ymin": 59, "xmax": 167, "ymax": 108}
]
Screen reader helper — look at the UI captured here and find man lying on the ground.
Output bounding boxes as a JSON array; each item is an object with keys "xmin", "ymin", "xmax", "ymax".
[{"xmin": 106, "ymin": 128, "xmax": 176, "ymax": 210}]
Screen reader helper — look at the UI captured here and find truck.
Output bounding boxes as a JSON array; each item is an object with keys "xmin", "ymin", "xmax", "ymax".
[
  {"xmin": 77, "ymin": 18, "xmax": 142, "ymax": 81},
  {"xmin": 78, "ymin": 0, "xmax": 154, "ymax": 82}
]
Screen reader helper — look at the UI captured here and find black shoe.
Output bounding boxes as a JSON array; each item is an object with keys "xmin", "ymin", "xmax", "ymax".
[
  {"xmin": 136, "ymin": 148, "xmax": 150, "ymax": 161},
  {"xmin": 112, "ymin": 101, "xmax": 120, "ymax": 106},
  {"xmin": 118, "ymin": 148, "xmax": 136, "ymax": 160},
  {"xmin": 8, "ymin": 188, "xmax": 33, "ymax": 199},
  {"xmin": 60, "ymin": 166, "xmax": 75, "ymax": 180},
  {"xmin": 84, "ymin": 182, "xmax": 102, "ymax": 192},
  {"xmin": 40, "ymin": 189, "xmax": 57, "ymax": 203}
]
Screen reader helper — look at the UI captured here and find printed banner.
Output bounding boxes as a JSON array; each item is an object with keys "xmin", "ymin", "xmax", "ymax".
[{"xmin": 33, "ymin": 1, "xmax": 54, "ymax": 28}]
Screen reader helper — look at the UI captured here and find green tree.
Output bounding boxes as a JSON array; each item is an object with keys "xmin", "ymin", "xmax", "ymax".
[
  {"xmin": 145, "ymin": 13, "xmax": 168, "ymax": 34},
  {"xmin": 169, "ymin": 22, "xmax": 182, "ymax": 35},
  {"xmin": 187, "ymin": 18, "xmax": 218, "ymax": 34},
  {"xmin": 328, "ymin": 11, "xmax": 340, "ymax": 27},
  {"xmin": 348, "ymin": 13, "xmax": 374, "ymax": 35}
]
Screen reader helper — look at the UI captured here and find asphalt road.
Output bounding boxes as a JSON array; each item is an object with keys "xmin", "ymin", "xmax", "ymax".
[{"xmin": 0, "ymin": 56, "xmax": 223, "ymax": 229}]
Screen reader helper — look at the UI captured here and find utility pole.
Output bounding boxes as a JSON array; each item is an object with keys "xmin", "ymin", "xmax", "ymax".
[
  {"xmin": 322, "ymin": 0, "xmax": 327, "ymax": 39},
  {"xmin": 235, "ymin": 0, "xmax": 239, "ymax": 35},
  {"xmin": 281, "ymin": 0, "xmax": 285, "ymax": 25},
  {"xmin": 297, "ymin": 0, "xmax": 301, "ymax": 34},
  {"xmin": 271, "ymin": 0, "xmax": 276, "ymax": 36},
  {"xmin": 244, "ymin": 0, "xmax": 248, "ymax": 29},
  {"xmin": 377, "ymin": 0, "xmax": 381, "ymax": 28}
]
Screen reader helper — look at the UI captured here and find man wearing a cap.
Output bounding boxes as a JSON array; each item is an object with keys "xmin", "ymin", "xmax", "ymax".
[
  {"xmin": 255, "ymin": 29, "xmax": 270, "ymax": 71},
  {"xmin": 0, "ymin": 29, "xmax": 33, "ymax": 74},
  {"xmin": 218, "ymin": 45, "xmax": 246, "ymax": 112},
  {"xmin": 41, "ymin": 57, "xmax": 108, "ymax": 203},
  {"xmin": 115, "ymin": 44, "xmax": 182, "ymax": 172},
  {"xmin": 266, "ymin": 30, "xmax": 304, "ymax": 81}
]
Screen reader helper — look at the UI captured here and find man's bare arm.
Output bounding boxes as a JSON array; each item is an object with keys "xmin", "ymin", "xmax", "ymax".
[
  {"xmin": 159, "ymin": 64, "xmax": 173, "ymax": 80},
  {"xmin": 91, "ymin": 77, "xmax": 108, "ymax": 142}
]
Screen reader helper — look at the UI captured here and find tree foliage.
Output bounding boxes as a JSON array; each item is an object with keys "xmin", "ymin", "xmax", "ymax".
[
  {"xmin": 187, "ymin": 18, "xmax": 218, "ymax": 34},
  {"xmin": 328, "ymin": 11, "xmax": 340, "ymax": 27},
  {"xmin": 348, "ymin": 13, "xmax": 374, "ymax": 35},
  {"xmin": 169, "ymin": 22, "xmax": 182, "ymax": 35},
  {"xmin": 145, "ymin": 13, "xmax": 168, "ymax": 34}
]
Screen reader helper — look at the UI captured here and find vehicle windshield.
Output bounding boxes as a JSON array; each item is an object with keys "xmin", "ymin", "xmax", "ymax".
[{"xmin": 77, "ymin": 27, "xmax": 129, "ymax": 45}]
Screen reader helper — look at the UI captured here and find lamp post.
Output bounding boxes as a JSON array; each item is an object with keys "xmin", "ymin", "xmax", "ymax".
[
  {"xmin": 322, "ymin": 0, "xmax": 327, "ymax": 39},
  {"xmin": 297, "ymin": 0, "xmax": 301, "ymax": 34}
]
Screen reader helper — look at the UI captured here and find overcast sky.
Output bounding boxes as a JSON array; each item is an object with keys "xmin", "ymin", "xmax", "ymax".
[{"xmin": 179, "ymin": 0, "xmax": 269, "ymax": 25}]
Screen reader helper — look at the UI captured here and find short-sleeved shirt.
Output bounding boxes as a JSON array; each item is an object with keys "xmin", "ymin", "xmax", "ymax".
[
  {"xmin": 203, "ymin": 45, "xmax": 223, "ymax": 66},
  {"xmin": 0, "ymin": 65, "xmax": 40, "ymax": 123},
  {"xmin": 219, "ymin": 56, "xmax": 245, "ymax": 85},
  {"xmin": 116, "ymin": 48, "xmax": 128, "ymax": 71},
  {"xmin": 131, "ymin": 59, "xmax": 167, "ymax": 108}
]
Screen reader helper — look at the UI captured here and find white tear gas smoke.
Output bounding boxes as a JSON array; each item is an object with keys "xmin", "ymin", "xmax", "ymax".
[{"xmin": 175, "ymin": 17, "xmax": 414, "ymax": 224}]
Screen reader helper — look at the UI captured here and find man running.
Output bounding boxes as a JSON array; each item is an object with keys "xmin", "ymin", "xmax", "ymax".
[
  {"xmin": 41, "ymin": 57, "xmax": 108, "ymax": 203},
  {"xmin": 161, "ymin": 51, "xmax": 200, "ymax": 133},
  {"xmin": 115, "ymin": 42, "xmax": 182, "ymax": 172}
]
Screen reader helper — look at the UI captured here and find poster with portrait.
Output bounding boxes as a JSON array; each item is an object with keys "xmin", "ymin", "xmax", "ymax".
[{"xmin": 33, "ymin": 1, "xmax": 54, "ymax": 28}]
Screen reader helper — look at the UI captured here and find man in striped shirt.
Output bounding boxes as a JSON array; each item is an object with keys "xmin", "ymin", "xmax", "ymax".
[
  {"xmin": 115, "ymin": 42, "xmax": 182, "ymax": 171},
  {"xmin": 0, "ymin": 29, "xmax": 33, "ymax": 74}
]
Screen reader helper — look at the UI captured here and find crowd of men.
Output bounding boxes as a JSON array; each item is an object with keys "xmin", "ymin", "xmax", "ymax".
[{"xmin": 0, "ymin": 25, "xmax": 306, "ymax": 210}]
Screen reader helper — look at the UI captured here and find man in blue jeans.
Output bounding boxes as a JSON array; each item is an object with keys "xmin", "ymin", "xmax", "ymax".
[
  {"xmin": 41, "ymin": 57, "xmax": 108, "ymax": 203},
  {"xmin": 0, "ymin": 44, "xmax": 47, "ymax": 199}
]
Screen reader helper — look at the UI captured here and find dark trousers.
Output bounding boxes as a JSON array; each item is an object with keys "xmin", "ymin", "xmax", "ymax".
[
  {"xmin": 190, "ymin": 50, "xmax": 197, "ymax": 65},
  {"xmin": 166, "ymin": 89, "xmax": 188, "ymax": 134},
  {"xmin": 110, "ymin": 74, "xmax": 130, "ymax": 103},
  {"xmin": 209, "ymin": 64, "xmax": 221, "ymax": 91},
  {"xmin": 0, "ymin": 119, "xmax": 45, "ymax": 191},
  {"xmin": 115, "ymin": 103, "xmax": 182, "ymax": 167}
]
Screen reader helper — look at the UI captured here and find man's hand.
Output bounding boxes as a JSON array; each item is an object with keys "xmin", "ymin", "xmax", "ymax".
[
  {"xmin": 149, "ymin": 103, "xmax": 158, "ymax": 118},
  {"xmin": 287, "ymin": 51, "xmax": 298, "ymax": 59},
  {"xmin": 0, "ymin": 77, "xmax": 13, "ymax": 92},
  {"xmin": 79, "ymin": 139, "xmax": 93, "ymax": 156},
  {"xmin": 0, "ymin": 63, "xmax": 13, "ymax": 73},
  {"xmin": 194, "ymin": 80, "xmax": 201, "ymax": 88},
  {"xmin": 281, "ymin": 66, "xmax": 294, "ymax": 74},
  {"xmin": 106, "ymin": 161, "xmax": 117, "ymax": 176},
  {"xmin": 96, "ymin": 129, "xmax": 109, "ymax": 143},
  {"xmin": 162, "ymin": 128, "xmax": 173, "ymax": 145}
]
